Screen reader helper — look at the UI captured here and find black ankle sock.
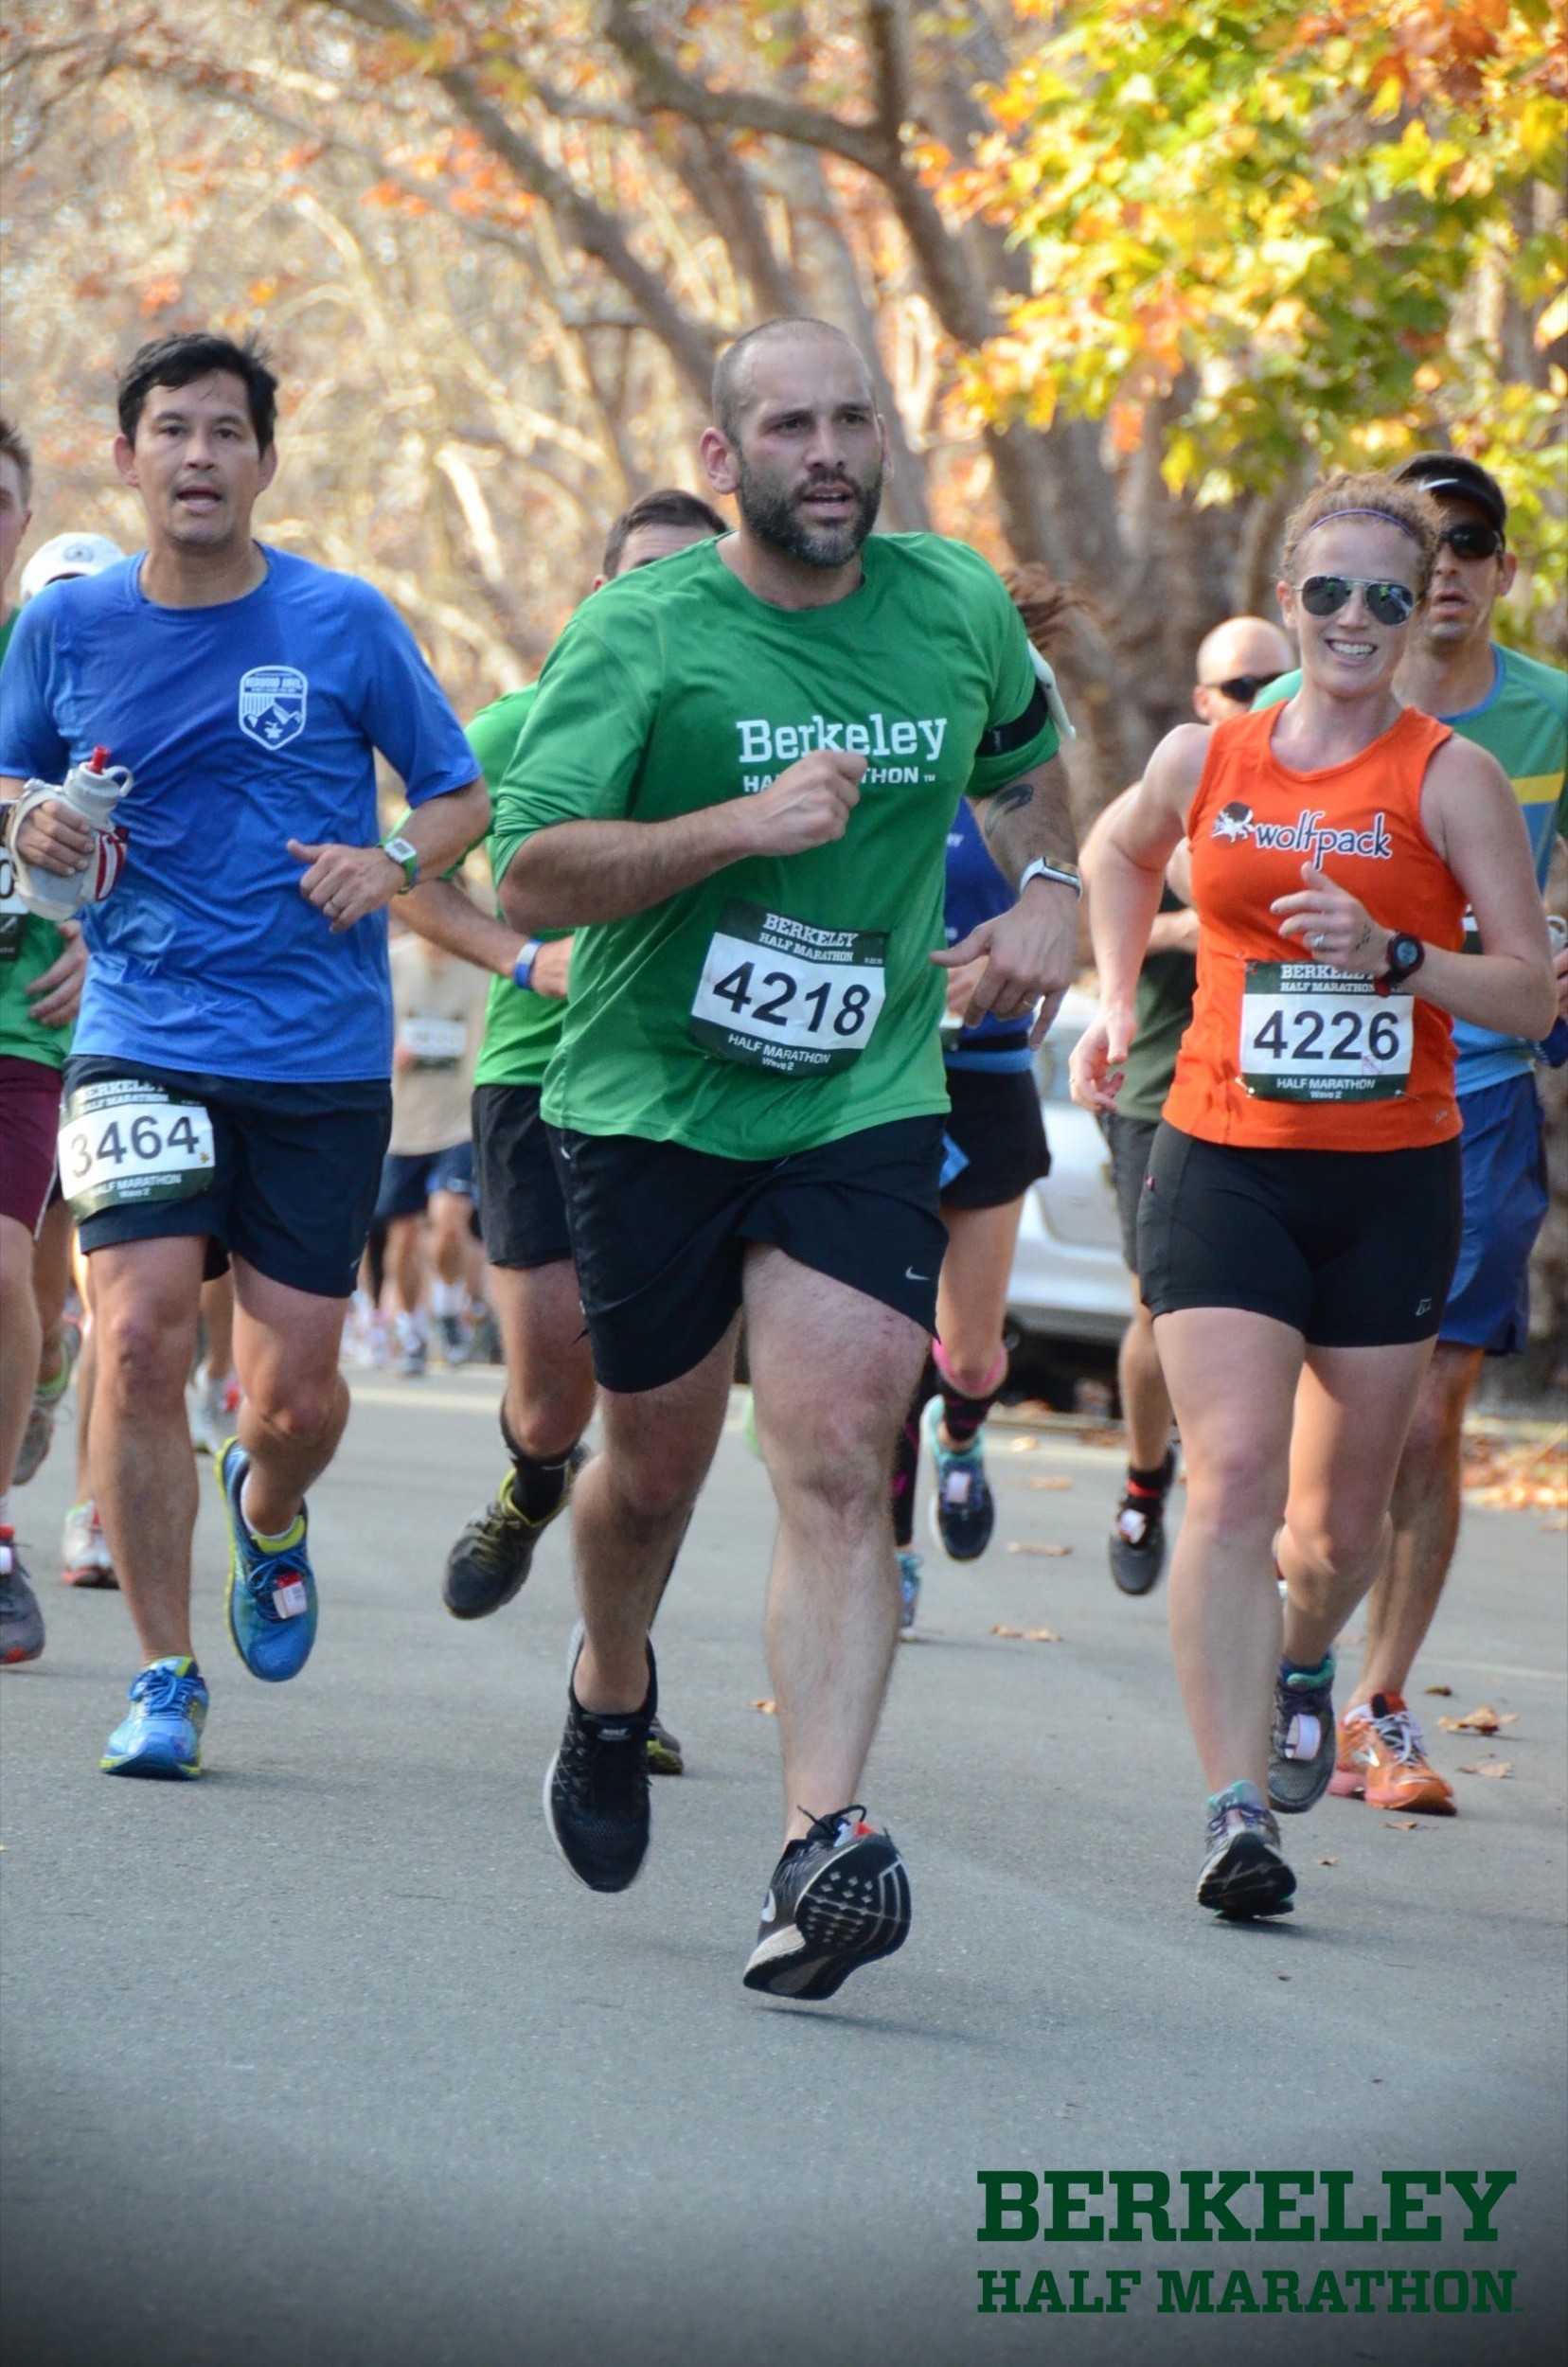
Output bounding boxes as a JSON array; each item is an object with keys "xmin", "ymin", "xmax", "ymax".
[
  {"xmin": 500, "ymin": 1404, "xmax": 576, "ymax": 1521},
  {"xmin": 1127, "ymin": 1454, "xmax": 1173, "ymax": 1497}
]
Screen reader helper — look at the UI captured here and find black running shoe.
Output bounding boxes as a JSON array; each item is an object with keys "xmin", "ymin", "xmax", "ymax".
[
  {"xmin": 543, "ymin": 1639, "xmax": 655, "ymax": 1893},
  {"xmin": 1197, "ymin": 1785, "xmax": 1295, "ymax": 1919},
  {"xmin": 1108, "ymin": 1447, "xmax": 1177, "ymax": 1595},
  {"xmin": 442, "ymin": 1446, "xmax": 584, "ymax": 1621},
  {"xmin": 646, "ymin": 1714, "xmax": 684, "ymax": 1776},
  {"xmin": 742, "ymin": 1806, "xmax": 912, "ymax": 2001},
  {"xmin": 1268, "ymin": 1653, "xmax": 1338, "ymax": 1814}
]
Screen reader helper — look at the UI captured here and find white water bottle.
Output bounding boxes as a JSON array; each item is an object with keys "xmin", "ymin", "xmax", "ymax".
[{"xmin": 9, "ymin": 744, "xmax": 134, "ymax": 921}]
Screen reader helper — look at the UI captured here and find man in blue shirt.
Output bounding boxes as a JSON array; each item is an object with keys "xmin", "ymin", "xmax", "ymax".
[{"xmin": 0, "ymin": 332, "xmax": 488, "ymax": 1777}]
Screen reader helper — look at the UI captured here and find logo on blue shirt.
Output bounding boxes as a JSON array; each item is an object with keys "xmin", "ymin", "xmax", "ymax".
[{"xmin": 238, "ymin": 666, "xmax": 309, "ymax": 750}]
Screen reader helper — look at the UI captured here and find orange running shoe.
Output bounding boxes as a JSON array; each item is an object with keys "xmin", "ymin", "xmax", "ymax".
[{"xmin": 1330, "ymin": 1692, "xmax": 1455, "ymax": 1816}]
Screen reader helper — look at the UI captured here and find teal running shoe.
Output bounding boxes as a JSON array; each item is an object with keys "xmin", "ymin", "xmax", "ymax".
[
  {"xmin": 101, "ymin": 1658, "xmax": 208, "ymax": 1779},
  {"xmin": 921, "ymin": 1396, "xmax": 995, "ymax": 1561},
  {"xmin": 218, "ymin": 1438, "xmax": 317, "ymax": 1682},
  {"xmin": 897, "ymin": 1549, "xmax": 921, "ymax": 1637}
]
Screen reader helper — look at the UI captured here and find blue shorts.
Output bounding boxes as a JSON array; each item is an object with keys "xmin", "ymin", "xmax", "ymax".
[
  {"xmin": 63, "ymin": 1057, "xmax": 390, "ymax": 1300},
  {"xmin": 1442, "ymin": 1072, "xmax": 1548, "ymax": 1355},
  {"xmin": 375, "ymin": 1139, "xmax": 476, "ymax": 1224}
]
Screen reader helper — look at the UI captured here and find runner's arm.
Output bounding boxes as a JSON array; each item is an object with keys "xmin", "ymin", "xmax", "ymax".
[
  {"xmin": 399, "ymin": 875, "xmax": 528, "ymax": 980},
  {"xmin": 1070, "ymin": 727, "xmax": 1204, "ymax": 1110},
  {"xmin": 288, "ymin": 774, "xmax": 490, "ymax": 934},
  {"xmin": 934, "ymin": 750, "xmax": 1079, "ymax": 1041},
  {"xmin": 497, "ymin": 750, "xmax": 865, "ymax": 934},
  {"xmin": 1274, "ymin": 738, "xmax": 1555, "ymax": 1038},
  {"xmin": 1082, "ymin": 785, "xmax": 1197, "ymax": 952}
]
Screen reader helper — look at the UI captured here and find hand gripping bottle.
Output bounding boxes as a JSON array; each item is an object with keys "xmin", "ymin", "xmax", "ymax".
[{"xmin": 9, "ymin": 745, "xmax": 133, "ymax": 920}]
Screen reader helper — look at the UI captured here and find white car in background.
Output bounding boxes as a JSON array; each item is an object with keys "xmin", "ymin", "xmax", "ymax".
[{"xmin": 1007, "ymin": 986, "xmax": 1134, "ymax": 1352}]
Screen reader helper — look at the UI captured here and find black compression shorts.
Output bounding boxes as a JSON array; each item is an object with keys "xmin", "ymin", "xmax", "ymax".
[
  {"xmin": 940, "ymin": 1064, "xmax": 1049, "ymax": 1210},
  {"xmin": 1136, "ymin": 1120, "xmax": 1463, "ymax": 1348},
  {"xmin": 472, "ymin": 1082, "xmax": 572, "ymax": 1270}
]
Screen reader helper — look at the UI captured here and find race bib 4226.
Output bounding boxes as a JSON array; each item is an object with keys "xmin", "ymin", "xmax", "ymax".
[
  {"xmin": 690, "ymin": 902, "xmax": 887, "ymax": 1077},
  {"xmin": 1239, "ymin": 963, "xmax": 1413, "ymax": 1102},
  {"xmin": 59, "ymin": 1080, "xmax": 217, "ymax": 1218}
]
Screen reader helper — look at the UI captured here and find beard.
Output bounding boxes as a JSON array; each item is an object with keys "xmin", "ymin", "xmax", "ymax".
[{"xmin": 735, "ymin": 455, "xmax": 882, "ymax": 569}]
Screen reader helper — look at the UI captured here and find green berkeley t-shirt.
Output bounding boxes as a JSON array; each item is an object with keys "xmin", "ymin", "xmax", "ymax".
[
  {"xmin": 463, "ymin": 683, "xmax": 569, "ymax": 1091},
  {"xmin": 0, "ymin": 602, "xmax": 73, "ymax": 1071},
  {"xmin": 492, "ymin": 533, "xmax": 1060, "ymax": 1161}
]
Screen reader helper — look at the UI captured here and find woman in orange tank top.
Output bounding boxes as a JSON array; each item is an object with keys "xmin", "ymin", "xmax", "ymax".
[{"xmin": 1071, "ymin": 472, "xmax": 1555, "ymax": 1924}]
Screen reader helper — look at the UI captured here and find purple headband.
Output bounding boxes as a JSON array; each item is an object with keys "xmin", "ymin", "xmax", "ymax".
[{"xmin": 1307, "ymin": 507, "xmax": 1427, "ymax": 546}]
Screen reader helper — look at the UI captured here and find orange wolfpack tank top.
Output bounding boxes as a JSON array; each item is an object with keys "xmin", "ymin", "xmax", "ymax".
[{"xmin": 1164, "ymin": 703, "xmax": 1464, "ymax": 1150}]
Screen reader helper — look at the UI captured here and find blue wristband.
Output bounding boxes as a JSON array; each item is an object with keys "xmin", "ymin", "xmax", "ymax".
[{"xmin": 512, "ymin": 941, "xmax": 542, "ymax": 993}]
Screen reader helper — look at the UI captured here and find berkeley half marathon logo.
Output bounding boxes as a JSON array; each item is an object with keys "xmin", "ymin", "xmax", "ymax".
[
  {"xmin": 736, "ymin": 711, "xmax": 948, "ymax": 793},
  {"xmin": 1212, "ymin": 804, "xmax": 1394, "ymax": 863},
  {"xmin": 238, "ymin": 666, "xmax": 309, "ymax": 751}
]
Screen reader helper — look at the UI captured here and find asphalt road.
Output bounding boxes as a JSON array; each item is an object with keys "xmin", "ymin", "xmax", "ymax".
[{"xmin": 3, "ymin": 1370, "xmax": 1564, "ymax": 2367}]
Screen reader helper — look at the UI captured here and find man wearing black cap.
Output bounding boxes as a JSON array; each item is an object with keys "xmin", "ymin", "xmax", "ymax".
[{"xmin": 1257, "ymin": 453, "xmax": 1567, "ymax": 1816}]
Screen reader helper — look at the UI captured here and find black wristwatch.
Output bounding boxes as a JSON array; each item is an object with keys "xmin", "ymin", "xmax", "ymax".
[{"xmin": 1377, "ymin": 932, "xmax": 1425, "ymax": 995}]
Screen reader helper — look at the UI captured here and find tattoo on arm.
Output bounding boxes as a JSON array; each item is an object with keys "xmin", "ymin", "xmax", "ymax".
[{"xmin": 974, "ymin": 761, "xmax": 1079, "ymax": 886}]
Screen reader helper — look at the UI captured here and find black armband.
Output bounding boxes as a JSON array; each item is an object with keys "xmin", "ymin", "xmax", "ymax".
[{"xmin": 976, "ymin": 679, "xmax": 1050, "ymax": 760}]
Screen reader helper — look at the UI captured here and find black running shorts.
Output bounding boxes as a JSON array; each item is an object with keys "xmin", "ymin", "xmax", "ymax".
[
  {"xmin": 940, "ymin": 1064, "xmax": 1050, "ymax": 1211},
  {"xmin": 472, "ymin": 1082, "xmax": 572, "ymax": 1270},
  {"xmin": 549, "ymin": 1115, "xmax": 947, "ymax": 1394},
  {"xmin": 1102, "ymin": 1110, "xmax": 1159, "ymax": 1274},
  {"xmin": 1137, "ymin": 1121, "xmax": 1464, "ymax": 1348},
  {"xmin": 62, "ymin": 1056, "xmax": 390, "ymax": 1300}
]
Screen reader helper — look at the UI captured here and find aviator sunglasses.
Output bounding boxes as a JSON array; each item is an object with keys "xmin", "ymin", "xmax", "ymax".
[
  {"xmin": 1206, "ymin": 670, "xmax": 1285, "ymax": 704},
  {"xmin": 1296, "ymin": 574, "xmax": 1418, "ymax": 627}
]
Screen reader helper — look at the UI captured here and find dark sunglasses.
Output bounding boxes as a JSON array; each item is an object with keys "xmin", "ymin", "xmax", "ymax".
[
  {"xmin": 1206, "ymin": 670, "xmax": 1286, "ymax": 704},
  {"xmin": 1437, "ymin": 522, "xmax": 1505, "ymax": 561},
  {"xmin": 1297, "ymin": 575, "xmax": 1417, "ymax": 627}
]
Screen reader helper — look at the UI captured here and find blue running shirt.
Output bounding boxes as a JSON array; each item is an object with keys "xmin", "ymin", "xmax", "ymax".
[{"xmin": 0, "ymin": 548, "xmax": 478, "ymax": 1081}]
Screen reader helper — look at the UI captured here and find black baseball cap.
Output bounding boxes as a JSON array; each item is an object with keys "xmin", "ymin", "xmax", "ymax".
[{"xmin": 1394, "ymin": 451, "xmax": 1506, "ymax": 536}]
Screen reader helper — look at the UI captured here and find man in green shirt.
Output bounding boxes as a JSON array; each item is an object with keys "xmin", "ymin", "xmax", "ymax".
[
  {"xmin": 397, "ymin": 487, "xmax": 726, "ymax": 1784},
  {"xmin": 494, "ymin": 318, "xmax": 1081, "ymax": 1999},
  {"xmin": 1082, "ymin": 614, "xmax": 1295, "ymax": 1600}
]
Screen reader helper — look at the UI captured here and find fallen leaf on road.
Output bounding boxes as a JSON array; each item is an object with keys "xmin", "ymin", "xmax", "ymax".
[
  {"xmin": 1007, "ymin": 1540, "xmax": 1073, "ymax": 1557},
  {"xmin": 1025, "ymin": 1627, "xmax": 1063, "ymax": 1643},
  {"xmin": 749, "ymin": 1698, "xmax": 776, "ymax": 1716},
  {"xmin": 1008, "ymin": 1436, "xmax": 1039, "ymax": 1453},
  {"xmin": 1424, "ymin": 1684, "xmax": 1452, "ymax": 1697},
  {"xmin": 1027, "ymin": 1476, "xmax": 1075, "ymax": 1491},
  {"xmin": 1498, "ymin": 1713, "xmax": 1520, "ymax": 1725},
  {"xmin": 1462, "ymin": 1425, "xmax": 1568, "ymax": 1512},
  {"xmin": 990, "ymin": 1625, "xmax": 1024, "ymax": 1638},
  {"xmin": 1437, "ymin": 1705, "xmax": 1501, "ymax": 1733},
  {"xmin": 1317, "ymin": 1856, "xmax": 1339, "ymax": 1866},
  {"xmin": 1457, "ymin": 1761, "xmax": 1512, "ymax": 1779},
  {"xmin": 1384, "ymin": 1819, "xmax": 1418, "ymax": 1830},
  {"xmin": 1276, "ymin": 1972, "xmax": 1291, "ymax": 1981}
]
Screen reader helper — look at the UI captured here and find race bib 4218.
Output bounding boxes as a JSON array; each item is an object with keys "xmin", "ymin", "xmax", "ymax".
[
  {"xmin": 1239, "ymin": 963, "xmax": 1413, "ymax": 1102},
  {"xmin": 59, "ymin": 1080, "xmax": 217, "ymax": 1217},
  {"xmin": 690, "ymin": 902, "xmax": 887, "ymax": 1077}
]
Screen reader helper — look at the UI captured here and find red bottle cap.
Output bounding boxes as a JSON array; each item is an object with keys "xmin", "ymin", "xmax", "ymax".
[{"xmin": 90, "ymin": 744, "xmax": 111, "ymax": 772}]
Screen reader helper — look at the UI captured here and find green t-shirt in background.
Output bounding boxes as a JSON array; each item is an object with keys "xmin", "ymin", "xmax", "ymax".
[
  {"xmin": 463, "ymin": 683, "xmax": 568, "ymax": 1091},
  {"xmin": 1118, "ymin": 887, "xmax": 1197, "ymax": 1126},
  {"xmin": 493, "ymin": 533, "xmax": 1060, "ymax": 1162},
  {"xmin": 0, "ymin": 601, "xmax": 73, "ymax": 1070}
]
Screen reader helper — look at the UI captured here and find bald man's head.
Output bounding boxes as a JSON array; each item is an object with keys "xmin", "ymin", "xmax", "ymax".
[
  {"xmin": 1192, "ymin": 615, "xmax": 1295, "ymax": 723},
  {"xmin": 704, "ymin": 317, "xmax": 885, "ymax": 573},
  {"xmin": 712, "ymin": 318, "xmax": 873, "ymax": 445}
]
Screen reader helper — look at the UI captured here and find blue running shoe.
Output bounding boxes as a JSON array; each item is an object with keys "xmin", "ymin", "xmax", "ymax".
[
  {"xmin": 921, "ymin": 1396, "xmax": 995, "ymax": 1561},
  {"xmin": 101, "ymin": 1658, "xmax": 208, "ymax": 1779},
  {"xmin": 218, "ymin": 1439, "xmax": 318, "ymax": 1682}
]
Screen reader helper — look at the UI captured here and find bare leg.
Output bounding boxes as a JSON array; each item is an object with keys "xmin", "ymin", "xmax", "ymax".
[
  {"xmin": 0, "ymin": 1214, "xmax": 42, "ymax": 1500},
  {"xmin": 88, "ymin": 1236, "xmax": 205, "ymax": 1661},
  {"xmin": 230, "ymin": 1260, "xmax": 352, "ymax": 1538},
  {"xmin": 569, "ymin": 1322, "xmax": 738, "ymax": 1714},
  {"xmin": 490, "ymin": 1261, "xmax": 596, "ymax": 1461},
  {"xmin": 1350, "ymin": 1342, "xmax": 1482, "ymax": 1710},
  {"xmin": 747, "ymin": 1248, "xmax": 931, "ymax": 1845},
  {"xmin": 200, "ymin": 1272, "xmax": 236, "ymax": 1386},
  {"xmin": 31, "ymin": 1194, "xmax": 74, "ymax": 1389},
  {"xmin": 427, "ymin": 1190, "xmax": 471, "ymax": 1290},
  {"xmin": 932, "ymin": 1200, "xmax": 1022, "ymax": 1407},
  {"xmin": 73, "ymin": 1241, "xmax": 98, "ymax": 1501},
  {"xmin": 1118, "ymin": 1290, "xmax": 1173, "ymax": 1472},
  {"xmin": 388, "ymin": 1213, "xmax": 426, "ymax": 1319},
  {"xmin": 1155, "ymin": 1308, "xmax": 1301, "ymax": 1797}
]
